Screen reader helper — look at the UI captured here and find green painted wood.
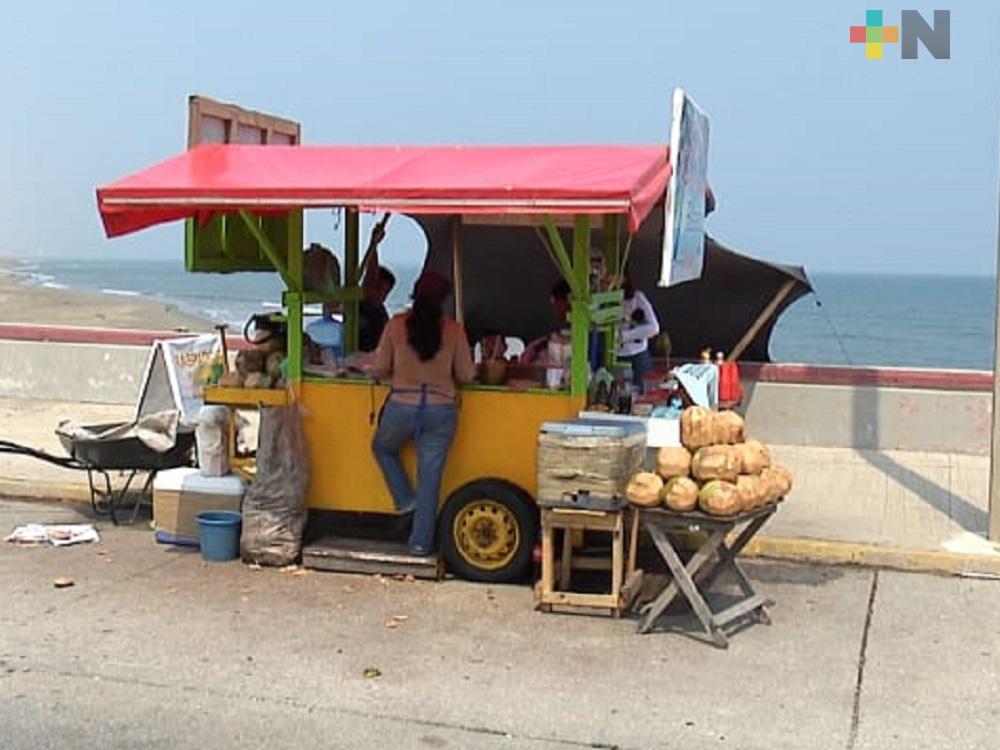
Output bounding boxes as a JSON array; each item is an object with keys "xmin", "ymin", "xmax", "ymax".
[
  {"xmin": 542, "ymin": 216, "xmax": 582, "ymax": 299},
  {"xmin": 282, "ymin": 288, "xmax": 363, "ymax": 306},
  {"xmin": 287, "ymin": 211, "xmax": 304, "ymax": 291},
  {"xmin": 237, "ymin": 210, "xmax": 292, "ymax": 287},
  {"xmin": 602, "ymin": 215, "xmax": 623, "ymax": 370},
  {"xmin": 570, "ymin": 215, "xmax": 592, "ymax": 396},
  {"xmin": 344, "ymin": 208, "xmax": 360, "ymax": 353},
  {"xmin": 286, "ymin": 291, "xmax": 303, "ymax": 382}
]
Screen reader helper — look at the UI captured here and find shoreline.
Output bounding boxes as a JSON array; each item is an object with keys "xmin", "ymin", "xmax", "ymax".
[{"xmin": 0, "ymin": 257, "xmax": 214, "ymax": 332}]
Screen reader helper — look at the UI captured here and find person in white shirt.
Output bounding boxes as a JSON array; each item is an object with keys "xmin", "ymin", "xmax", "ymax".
[{"xmin": 618, "ymin": 274, "xmax": 660, "ymax": 394}]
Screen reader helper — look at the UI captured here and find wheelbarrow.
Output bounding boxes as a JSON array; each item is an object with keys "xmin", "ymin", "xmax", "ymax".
[{"xmin": 54, "ymin": 422, "xmax": 195, "ymax": 524}]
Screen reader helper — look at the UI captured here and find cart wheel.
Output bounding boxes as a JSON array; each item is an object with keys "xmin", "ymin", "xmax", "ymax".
[{"xmin": 439, "ymin": 479, "xmax": 537, "ymax": 583}]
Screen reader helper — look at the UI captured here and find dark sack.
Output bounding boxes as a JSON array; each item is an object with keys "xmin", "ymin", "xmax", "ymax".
[{"xmin": 240, "ymin": 405, "xmax": 309, "ymax": 566}]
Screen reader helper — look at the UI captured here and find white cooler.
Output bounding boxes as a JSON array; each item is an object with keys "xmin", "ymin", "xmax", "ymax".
[{"xmin": 153, "ymin": 467, "xmax": 245, "ymax": 546}]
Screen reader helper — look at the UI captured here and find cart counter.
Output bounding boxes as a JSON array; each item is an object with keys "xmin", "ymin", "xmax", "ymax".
[{"xmin": 299, "ymin": 377, "xmax": 582, "ymax": 513}]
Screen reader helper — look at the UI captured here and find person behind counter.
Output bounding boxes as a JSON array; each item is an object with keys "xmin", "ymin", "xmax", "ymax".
[
  {"xmin": 359, "ymin": 223, "xmax": 397, "ymax": 352},
  {"xmin": 371, "ymin": 271, "xmax": 476, "ymax": 556},
  {"xmin": 521, "ymin": 279, "xmax": 571, "ymax": 364},
  {"xmin": 618, "ymin": 274, "xmax": 660, "ymax": 394}
]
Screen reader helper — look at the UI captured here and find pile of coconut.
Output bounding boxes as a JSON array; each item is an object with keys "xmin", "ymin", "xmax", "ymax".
[
  {"xmin": 625, "ymin": 406, "xmax": 792, "ymax": 516},
  {"xmin": 217, "ymin": 348, "xmax": 286, "ymax": 390}
]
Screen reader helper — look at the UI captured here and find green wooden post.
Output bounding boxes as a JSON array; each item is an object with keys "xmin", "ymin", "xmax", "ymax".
[
  {"xmin": 569, "ymin": 215, "xmax": 591, "ymax": 396},
  {"xmin": 286, "ymin": 212, "xmax": 304, "ymax": 383},
  {"xmin": 286, "ymin": 291, "xmax": 303, "ymax": 381},
  {"xmin": 288, "ymin": 211, "xmax": 303, "ymax": 289},
  {"xmin": 603, "ymin": 215, "xmax": 622, "ymax": 370},
  {"xmin": 344, "ymin": 208, "xmax": 360, "ymax": 353}
]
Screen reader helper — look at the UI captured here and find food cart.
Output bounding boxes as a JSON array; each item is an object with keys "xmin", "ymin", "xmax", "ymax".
[{"xmin": 95, "ymin": 98, "xmax": 673, "ymax": 583}]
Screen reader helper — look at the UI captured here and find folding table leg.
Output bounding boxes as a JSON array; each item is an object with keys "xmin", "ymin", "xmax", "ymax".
[
  {"xmin": 696, "ymin": 512, "xmax": 771, "ymax": 592},
  {"xmin": 637, "ymin": 524, "xmax": 727, "ymax": 642},
  {"xmin": 696, "ymin": 513, "xmax": 775, "ymax": 628}
]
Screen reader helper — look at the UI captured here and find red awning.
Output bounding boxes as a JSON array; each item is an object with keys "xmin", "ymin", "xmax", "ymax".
[{"xmin": 96, "ymin": 144, "xmax": 670, "ymax": 238}]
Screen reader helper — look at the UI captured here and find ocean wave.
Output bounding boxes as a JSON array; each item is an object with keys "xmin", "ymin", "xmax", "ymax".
[
  {"xmin": 100, "ymin": 288, "xmax": 142, "ymax": 297},
  {"xmin": 41, "ymin": 282, "xmax": 70, "ymax": 290}
]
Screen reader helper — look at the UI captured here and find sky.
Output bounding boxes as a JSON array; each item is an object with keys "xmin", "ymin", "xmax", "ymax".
[{"xmin": 0, "ymin": 0, "xmax": 998, "ymax": 275}]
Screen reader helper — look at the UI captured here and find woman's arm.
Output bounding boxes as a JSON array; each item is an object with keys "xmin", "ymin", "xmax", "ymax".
[
  {"xmin": 373, "ymin": 325, "xmax": 394, "ymax": 379},
  {"xmin": 453, "ymin": 324, "xmax": 477, "ymax": 384}
]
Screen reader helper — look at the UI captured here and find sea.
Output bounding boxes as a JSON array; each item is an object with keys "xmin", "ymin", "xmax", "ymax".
[{"xmin": 3, "ymin": 257, "xmax": 995, "ymax": 371}]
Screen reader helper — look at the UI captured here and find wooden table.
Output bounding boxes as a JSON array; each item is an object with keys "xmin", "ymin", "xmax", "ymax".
[
  {"xmin": 636, "ymin": 503, "xmax": 778, "ymax": 647},
  {"xmin": 537, "ymin": 504, "xmax": 643, "ymax": 618}
]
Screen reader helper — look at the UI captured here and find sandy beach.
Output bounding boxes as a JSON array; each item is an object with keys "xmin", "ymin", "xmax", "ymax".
[{"xmin": 0, "ymin": 259, "xmax": 213, "ymax": 331}]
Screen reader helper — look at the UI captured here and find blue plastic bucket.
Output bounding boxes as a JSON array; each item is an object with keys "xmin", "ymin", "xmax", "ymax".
[{"xmin": 196, "ymin": 511, "xmax": 242, "ymax": 562}]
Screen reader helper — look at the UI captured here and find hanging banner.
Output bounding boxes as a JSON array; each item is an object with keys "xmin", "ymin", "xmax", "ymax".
[{"xmin": 660, "ymin": 88, "xmax": 710, "ymax": 287}]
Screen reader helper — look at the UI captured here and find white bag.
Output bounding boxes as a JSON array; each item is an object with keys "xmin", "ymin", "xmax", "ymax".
[{"xmin": 195, "ymin": 405, "xmax": 230, "ymax": 477}]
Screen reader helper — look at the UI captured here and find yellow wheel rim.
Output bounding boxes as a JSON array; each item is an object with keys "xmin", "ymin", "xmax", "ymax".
[{"xmin": 452, "ymin": 499, "xmax": 520, "ymax": 572}]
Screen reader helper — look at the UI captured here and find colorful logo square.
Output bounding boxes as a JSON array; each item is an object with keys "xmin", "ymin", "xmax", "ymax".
[{"xmin": 850, "ymin": 9, "xmax": 899, "ymax": 60}]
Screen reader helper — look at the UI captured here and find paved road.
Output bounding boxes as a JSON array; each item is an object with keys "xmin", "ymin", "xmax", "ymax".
[{"xmin": 1, "ymin": 499, "xmax": 998, "ymax": 749}]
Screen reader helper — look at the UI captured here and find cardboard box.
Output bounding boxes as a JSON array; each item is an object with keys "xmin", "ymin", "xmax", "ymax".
[{"xmin": 153, "ymin": 468, "xmax": 245, "ymax": 544}]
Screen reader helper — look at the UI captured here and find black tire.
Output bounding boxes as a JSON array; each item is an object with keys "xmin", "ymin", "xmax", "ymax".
[{"xmin": 439, "ymin": 479, "xmax": 537, "ymax": 583}]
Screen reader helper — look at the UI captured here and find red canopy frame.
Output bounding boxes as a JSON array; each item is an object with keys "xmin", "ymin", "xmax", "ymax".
[{"xmin": 96, "ymin": 144, "xmax": 671, "ymax": 238}]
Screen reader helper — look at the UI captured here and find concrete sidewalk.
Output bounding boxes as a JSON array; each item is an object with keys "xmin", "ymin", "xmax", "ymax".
[
  {"xmin": 2, "ymin": 396, "xmax": 999, "ymax": 574},
  {"xmin": 1, "ymin": 498, "xmax": 998, "ymax": 750}
]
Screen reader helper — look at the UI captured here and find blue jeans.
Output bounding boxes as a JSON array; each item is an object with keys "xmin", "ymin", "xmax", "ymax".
[
  {"xmin": 620, "ymin": 348, "xmax": 652, "ymax": 394},
  {"xmin": 372, "ymin": 400, "xmax": 457, "ymax": 553}
]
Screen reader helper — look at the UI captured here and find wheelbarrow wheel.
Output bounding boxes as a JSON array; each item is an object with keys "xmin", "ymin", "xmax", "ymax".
[{"xmin": 439, "ymin": 479, "xmax": 537, "ymax": 583}]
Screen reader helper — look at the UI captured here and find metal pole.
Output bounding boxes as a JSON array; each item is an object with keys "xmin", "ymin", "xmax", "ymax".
[
  {"xmin": 989, "ymin": 174, "xmax": 1000, "ymax": 540},
  {"xmin": 452, "ymin": 216, "xmax": 465, "ymax": 325}
]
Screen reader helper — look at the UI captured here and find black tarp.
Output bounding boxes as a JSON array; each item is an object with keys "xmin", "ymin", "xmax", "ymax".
[{"xmin": 413, "ymin": 206, "xmax": 812, "ymax": 363}]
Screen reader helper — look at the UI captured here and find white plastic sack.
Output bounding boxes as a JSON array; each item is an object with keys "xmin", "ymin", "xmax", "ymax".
[{"xmin": 196, "ymin": 405, "xmax": 230, "ymax": 477}]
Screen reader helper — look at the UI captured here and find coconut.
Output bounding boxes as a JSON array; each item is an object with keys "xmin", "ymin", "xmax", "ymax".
[
  {"xmin": 656, "ymin": 446, "xmax": 692, "ymax": 479},
  {"xmin": 735, "ymin": 474, "xmax": 765, "ymax": 511},
  {"xmin": 736, "ymin": 440, "xmax": 771, "ymax": 475},
  {"xmin": 698, "ymin": 480, "xmax": 741, "ymax": 517},
  {"xmin": 265, "ymin": 351, "xmax": 284, "ymax": 380},
  {"xmin": 712, "ymin": 410, "xmax": 746, "ymax": 445},
  {"xmin": 691, "ymin": 445, "xmax": 741, "ymax": 482},
  {"xmin": 759, "ymin": 466, "xmax": 792, "ymax": 504},
  {"xmin": 661, "ymin": 476, "xmax": 699, "ymax": 512},
  {"xmin": 680, "ymin": 406, "xmax": 715, "ymax": 451},
  {"xmin": 769, "ymin": 465, "xmax": 793, "ymax": 497},
  {"xmin": 626, "ymin": 472, "xmax": 664, "ymax": 507},
  {"xmin": 217, "ymin": 370, "xmax": 244, "ymax": 388},
  {"xmin": 235, "ymin": 349, "xmax": 267, "ymax": 375},
  {"xmin": 243, "ymin": 372, "xmax": 273, "ymax": 390}
]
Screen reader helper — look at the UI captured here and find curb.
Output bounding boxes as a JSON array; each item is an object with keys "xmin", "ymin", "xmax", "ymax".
[
  {"xmin": 4, "ymin": 482, "xmax": 1000, "ymax": 578},
  {"xmin": 744, "ymin": 535, "xmax": 1000, "ymax": 578},
  {"xmin": 0, "ymin": 479, "xmax": 94, "ymax": 505}
]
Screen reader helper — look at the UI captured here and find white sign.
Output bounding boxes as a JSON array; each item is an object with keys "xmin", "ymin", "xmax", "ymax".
[
  {"xmin": 135, "ymin": 335, "xmax": 224, "ymax": 427},
  {"xmin": 660, "ymin": 88, "xmax": 710, "ymax": 287}
]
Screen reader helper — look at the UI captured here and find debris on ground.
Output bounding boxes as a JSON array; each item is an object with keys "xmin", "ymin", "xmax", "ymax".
[
  {"xmin": 5, "ymin": 524, "xmax": 100, "ymax": 547},
  {"xmin": 383, "ymin": 614, "xmax": 409, "ymax": 629},
  {"xmin": 52, "ymin": 577, "xmax": 75, "ymax": 589},
  {"xmin": 362, "ymin": 667, "xmax": 381, "ymax": 679}
]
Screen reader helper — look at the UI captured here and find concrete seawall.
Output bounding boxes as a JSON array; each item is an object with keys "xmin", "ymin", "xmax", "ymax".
[
  {"xmin": 742, "ymin": 381, "xmax": 990, "ymax": 456},
  {"xmin": 0, "ymin": 339, "xmax": 149, "ymax": 405},
  {"xmin": 1, "ymin": 325, "xmax": 996, "ymax": 570},
  {"xmin": 0, "ymin": 330, "xmax": 991, "ymax": 455}
]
